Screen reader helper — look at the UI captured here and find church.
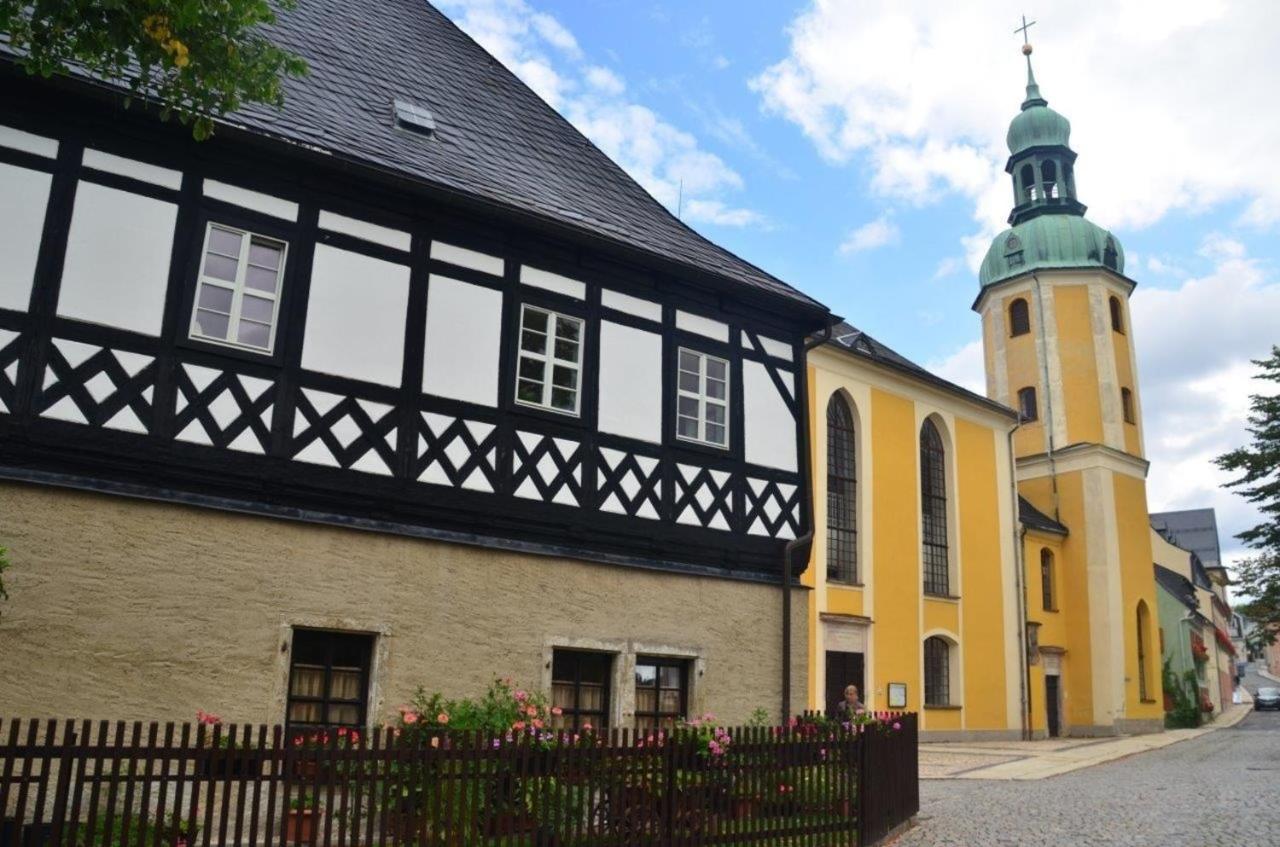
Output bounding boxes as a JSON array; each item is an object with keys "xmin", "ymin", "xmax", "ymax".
[
  {"xmin": 0, "ymin": 3, "xmax": 1227, "ymax": 741},
  {"xmin": 805, "ymin": 42, "xmax": 1171, "ymax": 738}
]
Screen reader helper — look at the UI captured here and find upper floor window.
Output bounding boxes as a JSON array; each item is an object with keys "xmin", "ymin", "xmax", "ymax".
[
  {"xmin": 1121, "ymin": 387, "xmax": 1135, "ymax": 424},
  {"xmin": 516, "ymin": 305, "xmax": 583, "ymax": 415},
  {"xmin": 1017, "ymin": 386, "xmax": 1038, "ymax": 422},
  {"xmin": 1040, "ymin": 548, "xmax": 1056, "ymax": 611},
  {"xmin": 924, "ymin": 636, "xmax": 951, "ymax": 706},
  {"xmin": 635, "ymin": 657, "xmax": 688, "ymax": 731},
  {"xmin": 190, "ymin": 223, "xmax": 287, "ymax": 354},
  {"xmin": 1009, "ymin": 297, "xmax": 1030, "ymax": 336},
  {"xmin": 1109, "ymin": 295, "xmax": 1124, "ymax": 333},
  {"xmin": 920, "ymin": 419, "xmax": 950, "ymax": 597},
  {"xmin": 287, "ymin": 628, "xmax": 373, "ymax": 733},
  {"xmin": 676, "ymin": 348, "xmax": 729, "ymax": 448},
  {"xmin": 826, "ymin": 394, "xmax": 858, "ymax": 584}
]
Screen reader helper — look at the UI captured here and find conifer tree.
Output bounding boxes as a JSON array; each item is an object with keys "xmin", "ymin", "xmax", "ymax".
[{"xmin": 1216, "ymin": 345, "xmax": 1280, "ymax": 644}]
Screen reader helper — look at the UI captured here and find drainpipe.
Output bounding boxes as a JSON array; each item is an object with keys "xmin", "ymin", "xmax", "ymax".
[
  {"xmin": 1030, "ymin": 272, "xmax": 1062, "ymax": 521},
  {"xmin": 1008, "ymin": 423, "xmax": 1032, "ymax": 740},
  {"xmin": 780, "ymin": 322, "xmax": 835, "ymax": 720}
]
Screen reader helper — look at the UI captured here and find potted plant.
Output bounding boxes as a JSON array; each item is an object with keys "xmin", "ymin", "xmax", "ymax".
[{"xmin": 286, "ymin": 793, "xmax": 320, "ymax": 845}]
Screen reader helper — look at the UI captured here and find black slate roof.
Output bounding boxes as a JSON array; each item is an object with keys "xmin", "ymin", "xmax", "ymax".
[
  {"xmin": 825, "ymin": 322, "xmax": 1016, "ymax": 418},
  {"xmin": 1019, "ymin": 496, "xmax": 1068, "ymax": 535},
  {"xmin": 1154, "ymin": 563, "xmax": 1198, "ymax": 611},
  {"xmin": 1150, "ymin": 509, "xmax": 1223, "ymax": 570},
  {"xmin": 18, "ymin": 0, "xmax": 825, "ymax": 314}
]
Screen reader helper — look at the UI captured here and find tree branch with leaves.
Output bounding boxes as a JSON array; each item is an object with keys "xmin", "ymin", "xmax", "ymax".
[
  {"xmin": 1216, "ymin": 345, "xmax": 1280, "ymax": 645},
  {"xmin": 0, "ymin": 0, "xmax": 307, "ymax": 139}
]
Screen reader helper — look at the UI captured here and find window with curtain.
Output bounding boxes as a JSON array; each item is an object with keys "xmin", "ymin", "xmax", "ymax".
[
  {"xmin": 924, "ymin": 637, "xmax": 951, "ymax": 706},
  {"xmin": 551, "ymin": 649, "xmax": 612, "ymax": 731},
  {"xmin": 634, "ymin": 657, "xmax": 688, "ymax": 732},
  {"xmin": 1008, "ymin": 298, "xmax": 1030, "ymax": 336},
  {"xmin": 826, "ymin": 394, "xmax": 858, "ymax": 584},
  {"xmin": 287, "ymin": 629, "xmax": 373, "ymax": 732},
  {"xmin": 1040, "ymin": 548, "xmax": 1055, "ymax": 611},
  {"xmin": 920, "ymin": 419, "xmax": 950, "ymax": 596}
]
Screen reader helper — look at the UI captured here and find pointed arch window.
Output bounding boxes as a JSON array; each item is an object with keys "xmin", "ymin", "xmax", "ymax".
[
  {"xmin": 1017, "ymin": 386, "xmax": 1038, "ymax": 422},
  {"xmin": 1109, "ymin": 295, "xmax": 1124, "ymax": 333},
  {"xmin": 1008, "ymin": 297, "xmax": 1030, "ymax": 336},
  {"xmin": 1040, "ymin": 548, "xmax": 1056, "ymax": 611},
  {"xmin": 826, "ymin": 394, "xmax": 858, "ymax": 584},
  {"xmin": 1121, "ymin": 387, "xmax": 1135, "ymax": 424},
  {"xmin": 920, "ymin": 419, "xmax": 950, "ymax": 596},
  {"xmin": 924, "ymin": 637, "xmax": 951, "ymax": 706}
]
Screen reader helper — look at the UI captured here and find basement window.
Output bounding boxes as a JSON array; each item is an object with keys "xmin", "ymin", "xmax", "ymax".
[{"xmin": 393, "ymin": 99, "xmax": 437, "ymax": 137}]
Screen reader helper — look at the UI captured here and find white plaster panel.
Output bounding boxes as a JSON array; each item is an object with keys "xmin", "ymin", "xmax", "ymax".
[
  {"xmin": 0, "ymin": 163, "xmax": 52, "ymax": 312},
  {"xmin": 58, "ymin": 182, "xmax": 176, "ymax": 336},
  {"xmin": 743, "ymin": 360, "xmax": 797, "ymax": 472},
  {"xmin": 83, "ymin": 149, "xmax": 182, "ymax": 190},
  {"xmin": 0, "ymin": 125, "xmax": 57, "ymax": 158},
  {"xmin": 319, "ymin": 211, "xmax": 411, "ymax": 252},
  {"xmin": 598, "ymin": 321, "xmax": 662, "ymax": 444},
  {"xmin": 676, "ymin": 310, "xmax": 729, "ymax": 343},
  {"xmin": 422, "ymin": 274, "xmax": 503, "ymax": 406},
  {"xmin": 430, "ymin": 241, "xmax": 504, "ymax": 277},
  {"xmin": 302, "ymin": 244, "xmax": 409, "ymax": 387},
  {"xmin": 203, "ymin": 179, "xmax": 298, "ymax": 221},
  {"xmin": 601, "ymin": 289, "xmax": 661, "ymax": 322},
  {"xmin": 520, "ymin": 266, "xmax": 585, "ymax": 300}
]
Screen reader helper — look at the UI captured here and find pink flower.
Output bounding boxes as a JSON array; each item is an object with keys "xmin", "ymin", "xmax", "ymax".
[
  {"xmin": 430, "ymin": 737, "xmax": 440, "ymax": 748},
  {"xmin": 582, "ymin": 722, "xmax": 593, "ymax": 732},
  {"xmin": 892, "ymin": 722, "xmax": 902, "ymax": 731},
  {"xmin": 337, "ymin": 727, "xmax": 347, "ymax": 737},
  {"xmin": 513, "ymin": 721, "xmax": 526, "ymax": 731},
  {"xmin": 402, "ymin": 711, "xmax": 419, "ymax": 725},
  {"xmin": 514, "ymin": 690, "xmax": 528, "ymax": 702},
  {"xmin": 532, "ymin": 719, "xmax": 544, "ymax": 729},
  {"xmin": 550, "ymin": 706, "xmax": 563, "ymax": 716},
  {"xmin": 436, "ymin": 713, "xmax": 449, "ymax": 725},
  {"xmin": 526, "ymin": 706, "xmax": 538, "ymax": 717}
]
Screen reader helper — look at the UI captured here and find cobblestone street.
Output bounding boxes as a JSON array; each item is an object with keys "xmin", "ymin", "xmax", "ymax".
[{"xmin": 899, "ymin": 702, "xmax": 1280, "ymax": 846}]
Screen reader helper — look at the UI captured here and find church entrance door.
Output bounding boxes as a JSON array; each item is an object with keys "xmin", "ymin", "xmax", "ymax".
[{"xmin": 825, "ymin": 650, "xmax": 864, "ymax": 716}]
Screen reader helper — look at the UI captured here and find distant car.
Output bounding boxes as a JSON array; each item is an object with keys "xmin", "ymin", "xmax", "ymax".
[{"xmin": 1256, "ymin": 687, "xmax": 1280, "ymax": 711}]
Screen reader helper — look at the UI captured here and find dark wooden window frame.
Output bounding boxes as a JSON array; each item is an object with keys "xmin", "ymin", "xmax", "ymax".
[
  {"xmin": 826, "ymin": 393, "xmax": 858, "ymax": 584},
  {"xmin": 551, "ymin": 648, "xmax": 612, "ymax": 731},
  {"xmin": 923, "ymin": 636, "xmax": 951, "ymax": 707},
  {"xmin": 1016, "ymin": 386, "xmax": 1038, "ymax": 422},
  {"xmin": 1121, "ymin": 387, "xmax": 1135, "ymax": 424},
  {"xmin": 920, "ymin": 419, "xmax": 950, "ymax": 597},
  {"xmin": 1040, "ymin": 547, "xmax": 1056, "ymax": 612},
  {"xmin": 634, "ymin": 656, "xmax": 689, "ymax": 730},
  {"xmin": 286, "ymin": 628, "xmax": 374, "ymax": 734},
  {"xmin": 1009, "ymin": 297, "xmax": 1031, "ymax": 336},
  {"xmin": 1109, "ymin": 295, "xmax": 1125, "ymax": 334}
]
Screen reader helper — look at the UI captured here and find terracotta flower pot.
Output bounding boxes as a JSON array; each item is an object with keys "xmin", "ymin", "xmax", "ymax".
[{"xmin": 286, "ymin": 809, "xmax": 318, "ymax": 845}]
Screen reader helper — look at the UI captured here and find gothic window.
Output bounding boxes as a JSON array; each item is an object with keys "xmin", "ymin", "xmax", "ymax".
[
  {"xmin": 1017, "ymin": 386, "xmax": 1038, "ymax": 422},
  {"xmin": 1041, "ymin": 159, "xmax": 1058, "ymax": 199},
  {"xmin": 920, "ymin": 419, "xmax": 950, "ymax": 596},
  {"xmin": 924, "ymin": 637, "xmax": 951, "ymax": 706},
  {"xmin": 826, "ymin": 394, "xmax": 858, "ymax": 584},
  {"xmin": 1040, "ymin": 548, "xmax": 1055, "ymax": 611},
  {"xmin": 189, "ymin": 223, "xmax": 287, "ymax": 354},
  {"xmin": 1121, "ymin": 387, "xmax": 1135, "ymax": 424},
  {"xmin": 1008, "ymin": 297, "xmax": 1030, "ymax": 336},
  {"xmin": 1109, "ymin": 295, "xmax": 1125, "ymax": 333},
  {"xmin": 1020, "ymin": 164, "xmax": 1037, "ymax": 202}
]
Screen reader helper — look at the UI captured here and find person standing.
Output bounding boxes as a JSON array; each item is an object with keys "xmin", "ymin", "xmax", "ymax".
[{"xmin": 833, "ymin": 684, "xmax": 865, "ymax": 720}]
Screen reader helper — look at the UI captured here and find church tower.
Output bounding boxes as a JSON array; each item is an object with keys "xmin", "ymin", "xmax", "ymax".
[{"xmin": 975, "ymin": 35, "xmax": 1164, "ymax": 734}]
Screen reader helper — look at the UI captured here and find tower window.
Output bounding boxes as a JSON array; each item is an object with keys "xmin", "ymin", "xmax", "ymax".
[
  {"xmin": 1008, "ymin": 297, "xmax": 1030, "ymax": 336},
  {"xmin": 1109, "ymin": 295, "xmax": 1124, "ymax": 333},
  {"xmin": 1121, "ymin": 387, "xmax": 1135, "ymax": 424},
  {"xmin": 1017, "ymin": 387, "xmax": 1038, "ymax": 422},
  {"xmin": 920, "ymin": 419, "xmax": 950, "ymax": 597},
  {"xmin": 1041, "ymin": 160, "xmax": 1058, "ymax": 199},
  {"xmin": 1020, "ymin": 164, "xmax": 1036, "ymax": 202},
  {"xmin": 1040, "ymin": 548, "xmax": 1056, "ymax": 611},
  {"xmin": 826, "ymin": 394, "xmax": 858, "ymax": 584}
]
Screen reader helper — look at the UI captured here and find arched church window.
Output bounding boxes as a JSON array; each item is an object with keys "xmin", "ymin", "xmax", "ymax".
[
  {"xmin": 826, "ymin": 394, "xmax": 858, "ymax": 584},
  {"xmin": 920, "ymin": 419, "xmax": 949, "ymax": 596},
  {"xmin": 1008, "ymin": 297, "xmax": 1030, "ymax": 336},
  {"xmin": 1041, "ymin": 159, "xmax": 1058, "ymax": 199},
  {"xmin": 1109, "ymin": 295, "xmax": 1124, "ymax": 333},
  {"xmin": 924, "ymin": 637, "xmax": 951, "ymax": 706},
  {"xmin": 1103, "ymin": 236, "xmax": 1119, "ymax": 270},
  {"xmin": 1121, "ymin": 387, "xmax": 1135, "ymax": 424},
  {"xmin": 1017, "ymin": 387, "xmax": 1038, "ymax": 422},
  {"xmin": 1020, "ymin": 164, "xmax": 1037, "ymax": 202},
  {"xmin": 1040, "ymin": 548, "xmax": 1055, "ymax": 611}
]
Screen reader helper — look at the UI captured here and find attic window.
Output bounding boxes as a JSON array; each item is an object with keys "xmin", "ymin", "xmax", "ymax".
[{"xmin": 393, "ymin": 99, "xmax": 436, "ymax": 137}]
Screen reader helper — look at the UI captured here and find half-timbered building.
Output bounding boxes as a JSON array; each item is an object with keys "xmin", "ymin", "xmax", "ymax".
[{"xmin": 0, "ymin": 0, "xmax": 828, "ymax": 730}]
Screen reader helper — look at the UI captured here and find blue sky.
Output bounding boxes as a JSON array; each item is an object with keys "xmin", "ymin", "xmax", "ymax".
[{"xmin": 436, "ymin": 0, "xmax": 1280, "ymax": 570}]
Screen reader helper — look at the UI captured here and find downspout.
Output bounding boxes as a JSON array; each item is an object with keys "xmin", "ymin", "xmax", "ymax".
[
  {"xmin": 1008, "ymin": 423, "xmax": 1032, "ymax": 740},
  {"xmin": 781, "ymin": 322, "xmax": 834, "ymax": 721},
  {"xmin": 1030, "ymin": 272, "xmax": 1062, "ymax": 521}
]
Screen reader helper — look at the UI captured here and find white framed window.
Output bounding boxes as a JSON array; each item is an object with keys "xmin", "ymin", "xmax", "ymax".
[
  {"xmin": 515, "ymin": 304, "xmax": 583, "ymax": 415},
  {"xmin": 676, "ymin": 348, "xmax": 729, "ymax": 448},
  {"xmin": 189, "ymin": 223, "xmax": 287, "ymax": 354}
]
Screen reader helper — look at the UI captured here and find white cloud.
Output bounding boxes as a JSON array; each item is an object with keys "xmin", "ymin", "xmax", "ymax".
[
  {"xmin": 926, "ymin": 339, "xmax": 986, "ymax": 396},
  {"xmin": 751, "ymin": 1, "xmax": 1280, "ymax": 263},
  {"xmin": 838, "ymin": 215, "xmax": 900, "ymax": 254},
  {"xmin": 435, "ymin": 0, "xmax": 762, "ymax": 228}
]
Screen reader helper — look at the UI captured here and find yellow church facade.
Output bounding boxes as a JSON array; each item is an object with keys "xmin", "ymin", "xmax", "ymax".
[{"xmin": 804, "ymin": 50, "xmax": 1165, "ymax": 739}]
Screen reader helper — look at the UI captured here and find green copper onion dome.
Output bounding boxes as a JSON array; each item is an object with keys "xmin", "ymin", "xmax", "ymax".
[{"xmin": 979, "ymin": 42, "xmax": 1124, "ymax": 289}]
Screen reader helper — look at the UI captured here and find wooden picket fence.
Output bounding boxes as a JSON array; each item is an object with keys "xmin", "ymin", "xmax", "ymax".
[{"xmin": 0, "ymin": 715, "xmax": 917, "ymax": 847}]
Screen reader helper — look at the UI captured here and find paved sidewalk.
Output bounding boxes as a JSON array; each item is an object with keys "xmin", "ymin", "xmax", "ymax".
[
  {"xmin": 919, "ymin": 701, "xmax": 1253, "ymax": 780},
  {"xmin": 1260, "ymin": 667, "xmax": 1280, "ymax": 684}
]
